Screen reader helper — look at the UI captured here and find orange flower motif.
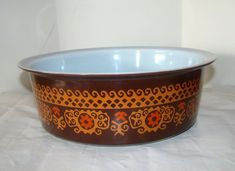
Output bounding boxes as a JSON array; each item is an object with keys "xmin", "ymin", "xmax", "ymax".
[
  {"xmin": 178, "ymin": 101, "xmax": 186, "ymax": 111},
  {"xmin": 147, "ymin": 111, "xmax": 161, "ymax": 127},
  {"xmin": 114, "ymin": 112, "xmax": 127, "ymax": 122},
  {"xmin": 52, "ymin": 106, "xmax": 61, "ymax": 117},
  {"xmin": 79, "ymin": 114, "xmax": 94, "ymax": 129}
]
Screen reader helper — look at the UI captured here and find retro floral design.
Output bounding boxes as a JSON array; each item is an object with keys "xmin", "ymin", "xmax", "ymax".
[
  {"xmin": 173, "ymin": 101, "xmax": 187, "ymax": 126},
  {"xmin": 79, "ymin": 114, "xmax": 94, "ymax": 130},
  {"xmin": 35, "ymin": 78, "xmax": 200, "ymax": 136},
  {"xmin": 146, "ymin": 111, "xmax": 161, "ymax": 128},
  {"xmin": 129, "ymin": 106, "xmax": 175, "ymax": 134},
  {"xmin": 37, "ymin": 96, "xmax": 198, "ymax": 136},
  {"xmin": 111, "ymin": 112, "xmax": 129, "ymax": 136},
  {"xmin": 64, "ymin": 109, "xmax": 110, "ymax": 135},
  {"xmin": 51, "ymin": 106, "xmax": 66, "ymax": 130}
]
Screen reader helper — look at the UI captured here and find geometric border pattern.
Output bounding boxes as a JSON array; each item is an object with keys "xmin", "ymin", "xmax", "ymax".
[{"xmin": 33, "ymin": 79, "xmax": 200, "ymax": 109}]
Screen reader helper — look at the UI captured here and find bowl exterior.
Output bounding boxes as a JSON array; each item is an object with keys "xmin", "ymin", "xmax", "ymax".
[{"xmin": 30, "ymin": 69, "xmax": 202, "ymax": 145}]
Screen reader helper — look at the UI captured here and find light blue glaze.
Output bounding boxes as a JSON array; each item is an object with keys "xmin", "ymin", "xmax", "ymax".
[{"xmin": 18, "ymin": 47, "xmax": 215, "ymax": 75}]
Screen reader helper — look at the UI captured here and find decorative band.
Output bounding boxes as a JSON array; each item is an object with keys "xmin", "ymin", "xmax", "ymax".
[
  {"xmin": 33, "ymin": 78, "xmax": 200, "ymax": 109},
  {"xmin": 38, "ymin": 95, "xmax": 199, "ymax": 136}
]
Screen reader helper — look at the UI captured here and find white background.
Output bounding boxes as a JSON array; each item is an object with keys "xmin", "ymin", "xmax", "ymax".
[
  {"xmin": 0, "ymin": 0, "xmax": 235, "ymax": 92},
  {"xmin": 1, "ymin": 1, "xmax": 235, "ymax": 171}
]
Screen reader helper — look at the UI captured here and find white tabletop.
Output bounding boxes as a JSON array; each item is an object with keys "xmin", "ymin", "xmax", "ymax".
[{"xmin": 0, "ymin": 87, "xmax": 235, "ymax": 171}]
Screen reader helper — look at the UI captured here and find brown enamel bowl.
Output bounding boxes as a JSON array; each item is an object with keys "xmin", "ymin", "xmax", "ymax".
[{"xmin": 18, "ymin": 47, "xmax": 215, "ymax": 145}]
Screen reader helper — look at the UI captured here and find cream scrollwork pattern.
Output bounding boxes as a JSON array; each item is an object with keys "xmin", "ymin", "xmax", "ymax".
[
  {"xmin": 129, "ymin": 106, "xmax": 175, "ymax": 134},
  {"xmin": 37, "ymin": 97, "xmax": 198, "ymax": 136},
  {"xmin": 51, "ymin": 106, "xmax": 66, "ymax": 130},
  {"xmin": 173, "ymin": 101, "xmax": 187, "ymax": 126},
  {"xmin": 110, "ymin": 112, "xmax": 129, "ymax": 136},
  {"xmin": 64, "ymin": 109, "xmax": 110, "ymax": 135}
]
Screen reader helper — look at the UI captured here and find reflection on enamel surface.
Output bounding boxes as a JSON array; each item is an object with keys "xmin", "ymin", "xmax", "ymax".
[
  {"xmin": 60, "ymin": 65, "xmax": 65, "ymax": 71},
  {"xmin": 188, "ymin": 59, "xmax": 193, "ymax": 65},
  {"xmin": 60, "ymin": 58, "xmax": 65, "ymax": 71},
  {"xmin": 136, "ymin": 50, "xmax": 140, "ymax": 68},
  {"xmin": 113, "ymin": 54, "xmax": 120, "ymax": 71},
  {"xmin": 154, "ymin": 54, "xmax": 166, "ymax": 64},
  {"xmin": 113, "ymin": 54, "xmax": 120, "ymax": 60}
]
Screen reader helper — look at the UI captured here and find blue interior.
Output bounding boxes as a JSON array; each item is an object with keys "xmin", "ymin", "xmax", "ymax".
[{"xmin": 19, "ymin": 48, "xmax": 214, "ymax": 74}]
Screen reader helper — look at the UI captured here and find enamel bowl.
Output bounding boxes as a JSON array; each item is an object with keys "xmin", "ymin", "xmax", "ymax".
[{"xmin": 18, "ymin": 47, "xmax": 215, "ymax": 145}]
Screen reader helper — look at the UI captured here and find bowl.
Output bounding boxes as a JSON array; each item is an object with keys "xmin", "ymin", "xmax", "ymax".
[{"xmin": 18, "ymin": 47, "xmax": 215, "ymax": 145}]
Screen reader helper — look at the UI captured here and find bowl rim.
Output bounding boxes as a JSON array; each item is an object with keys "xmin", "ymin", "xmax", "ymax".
[{"xmin": 18, "ymin": 46, "xmax": 216, "ymax": 78}]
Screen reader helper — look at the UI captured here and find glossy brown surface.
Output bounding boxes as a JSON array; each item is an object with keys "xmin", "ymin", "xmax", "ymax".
[{"xmin": 30, "ymin": 69, "xmax": 202, "ymax": 145}]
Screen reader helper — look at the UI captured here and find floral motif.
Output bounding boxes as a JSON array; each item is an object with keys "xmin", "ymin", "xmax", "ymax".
[
  {"xmin": 146, "ymin": 111, "xmax": 161, "ymax": 128},
  {"xmin": 111, "ymin": 112, "xmax": 129, "ymax": 136},
  {"xmin": 52, "ymin": 107, "xmax": 60, "ymax": 117},
  {"xmin": 51, "ymin": 106, "xmax": 66, "ymax": 130},
  {"xmin": 37, "ymin": 96, "xmax": 198, "ymax": 136},
  {"xmin": 186, "ymin": 98, "xmax": 197, "ymax": 119},
  {"xmin": 115, "ymin": 112, "xmax": 127, "ymax": 122},
  {"xmin": 173, "ymin": 101, "xmax": 186, "ymax": 126},
  {"xmin": 79, "ymin": 114, "xmax": 94, "ymax": 130},
  {"xmin": 129, "ymin": 106, "xmax": 175, "ymax": 134},
  {"xmin": 64, "ymin": 109, "xmax": 110, "ymax": 135}
]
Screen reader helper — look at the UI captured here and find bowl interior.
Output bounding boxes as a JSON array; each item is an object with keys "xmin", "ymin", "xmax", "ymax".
[{"xmin": 18, "ymin": 47, "xmax": 215, "ymax": 75}]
